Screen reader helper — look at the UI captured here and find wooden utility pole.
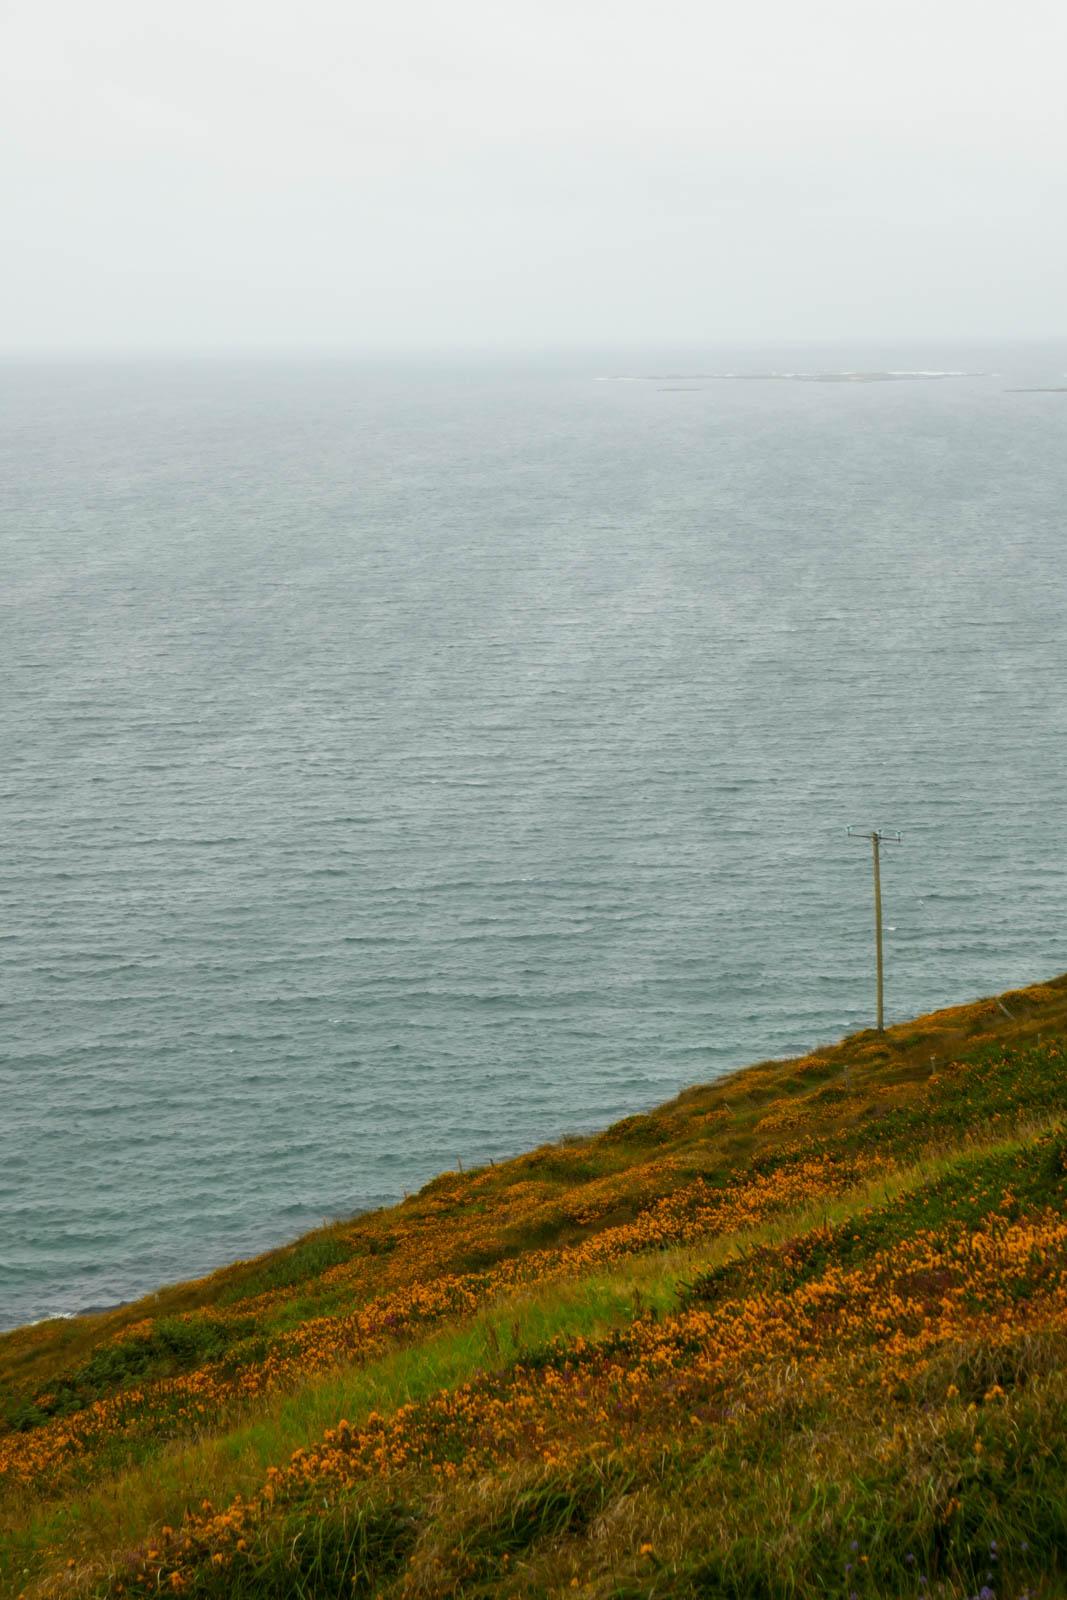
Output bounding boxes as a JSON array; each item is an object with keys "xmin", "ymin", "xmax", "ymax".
[{"xmin": 847, "ymin": 827, "xmax": 902, "ymax": 1032}]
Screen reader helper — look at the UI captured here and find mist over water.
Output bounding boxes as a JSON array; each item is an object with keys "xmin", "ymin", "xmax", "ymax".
[{"xmin": 2, "ymin": 345, "xmax": 1066, "ymax": 1331}]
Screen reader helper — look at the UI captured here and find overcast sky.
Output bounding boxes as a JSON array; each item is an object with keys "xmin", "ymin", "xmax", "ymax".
[{"xmin": 2, "ymin": 0, "xmax": 1065, "ymax": 352}]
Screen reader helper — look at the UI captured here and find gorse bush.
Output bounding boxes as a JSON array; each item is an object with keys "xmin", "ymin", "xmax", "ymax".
[
  {"xmin": 2, "ymin": 975, "xmax": 1066, "ymax": 1599},
  {"xmin": 3, "ymin": 1318, "xmax": 249, "ymax": 1430}
]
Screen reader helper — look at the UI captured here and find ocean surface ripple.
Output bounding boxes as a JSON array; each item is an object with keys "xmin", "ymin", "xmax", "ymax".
[{"xmin": 2, "ymin": 346, "xmax": 1065, "ymax": 1330}]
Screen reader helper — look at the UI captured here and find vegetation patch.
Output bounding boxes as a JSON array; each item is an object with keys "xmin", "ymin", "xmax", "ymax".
[{"xmin": 2, "ymin": 974, "xmax": 1067, "ymax": 1599}]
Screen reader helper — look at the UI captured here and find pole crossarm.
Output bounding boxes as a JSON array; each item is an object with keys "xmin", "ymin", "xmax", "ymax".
[{"xmin": 846, "ymin": 827, "xmax": 903, "ymax": 1032}]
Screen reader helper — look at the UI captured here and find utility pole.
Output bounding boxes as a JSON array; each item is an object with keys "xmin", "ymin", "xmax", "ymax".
[{"xmin": 847, "ymin": 827, "xmax": 902, "ymax": 1032}]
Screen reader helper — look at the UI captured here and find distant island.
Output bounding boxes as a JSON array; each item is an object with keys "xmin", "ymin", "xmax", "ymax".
[{"xmin": 601, "ymin": 369, "xmax": 986, "ymax": 384}]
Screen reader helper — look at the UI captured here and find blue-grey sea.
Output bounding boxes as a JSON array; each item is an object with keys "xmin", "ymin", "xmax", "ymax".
[{"xmin": 2, "ymin": 345, "xmax": 1066, "ymax": 1333}]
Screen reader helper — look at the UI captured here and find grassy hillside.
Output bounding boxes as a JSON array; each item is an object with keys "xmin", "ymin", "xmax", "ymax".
[{"xmin": 3, "ymin": 976, "xmax": 1067, "ymax": 1599}]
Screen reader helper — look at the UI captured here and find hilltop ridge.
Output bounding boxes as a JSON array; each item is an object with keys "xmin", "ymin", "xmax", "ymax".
[{"xmin": 4, "ymin": 976, "xmax": 1067, "ymax": 1598}]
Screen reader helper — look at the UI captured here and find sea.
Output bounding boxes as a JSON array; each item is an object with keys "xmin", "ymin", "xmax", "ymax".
[{"xmin": 2, "ymin": 343, "xmax": 1066, "ymax": 1333}]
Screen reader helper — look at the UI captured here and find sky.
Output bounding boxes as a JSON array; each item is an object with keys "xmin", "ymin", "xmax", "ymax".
[{"xmin": 2, "ymin": 0, "xmax": 1065, "ymax": 352}]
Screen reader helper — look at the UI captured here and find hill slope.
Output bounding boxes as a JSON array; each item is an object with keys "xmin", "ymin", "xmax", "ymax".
[{"xmin": 3, "ymin": 976, "xmax": 1067, "ymax": 1598}]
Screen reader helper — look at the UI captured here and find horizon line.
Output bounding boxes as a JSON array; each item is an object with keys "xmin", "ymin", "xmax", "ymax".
[{"xmin": 3, "ymin": 334, "xmax": 1067, "ymax": 363}]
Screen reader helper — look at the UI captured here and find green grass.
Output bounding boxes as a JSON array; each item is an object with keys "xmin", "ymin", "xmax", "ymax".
[
  {"xmin": 5, "ymin": 1124, "xmax": 1058, "ymax": 1595},
  {"xmin": 4, "ymin": 975, "xmax": 1067, "ymax": 1598}
]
